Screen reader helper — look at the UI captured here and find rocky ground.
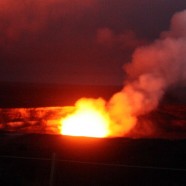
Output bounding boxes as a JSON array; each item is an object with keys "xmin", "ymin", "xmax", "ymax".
[{"xmin": 0, "ymin": 134, "xmax": 186, "ymax": 185}]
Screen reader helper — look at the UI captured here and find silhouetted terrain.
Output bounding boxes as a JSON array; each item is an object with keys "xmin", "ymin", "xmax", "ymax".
[
  {"xmin": 0, "ymin": 134, "xmax": 186, "ymax": 186},
  {"xmin": 1, "ymin": 82, "xmax": 186, "ymax": 108},
  {"xmin": 0, "ymin": 82, "xmax": 121, "ymax": 108}
]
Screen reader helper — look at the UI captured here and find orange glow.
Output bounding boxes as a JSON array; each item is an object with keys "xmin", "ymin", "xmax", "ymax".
[
  {"xmin": 60, "ymin": 98, "xmax": 111, "ymax": 138},
  {"xmin": 0, "ymin": 94, "xmax": 137, "ymax": 137}
]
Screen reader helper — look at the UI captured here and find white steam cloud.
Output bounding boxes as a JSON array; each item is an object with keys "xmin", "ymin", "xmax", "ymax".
[{"xmin": 108, "ymin": 10, "xmax": 186, "ymax": 136}]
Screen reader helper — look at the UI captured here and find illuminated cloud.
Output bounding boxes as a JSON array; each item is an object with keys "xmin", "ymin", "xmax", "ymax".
[
  {"xmin": 0, "ymin": 0, "xmax": 95, "ymax": 43},
  {"xmin": 96, "ymin": 27, "xmax": 145, "ymax": 49},
  {"xmin": 0, "ymin": 0, "xmax": 186, "ymax": 85}
]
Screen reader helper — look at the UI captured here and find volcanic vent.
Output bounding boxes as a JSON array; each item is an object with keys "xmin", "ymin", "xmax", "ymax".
[{"xmin": 1, "ymin": 10, "xmax": 186, "ymax": 138}]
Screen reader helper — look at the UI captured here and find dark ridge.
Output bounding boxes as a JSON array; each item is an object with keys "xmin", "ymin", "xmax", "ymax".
[
  {"xmin": 160, "ymin": 86, "xmax": 186, "ymax": 105},
  {"xmin": 0, "ymin": 133, "xmax": 186, "ymax": 185},
  {"xmin": 0, "ymin": 132, "xmax": 186, "ymax": 167},
  {"xmin": 0, "ymin": 82, "xmax": 122, "ymax": 108},
  {"xmin": 1, "ymin": 82, "xmax": 186, "ymax": 108}
]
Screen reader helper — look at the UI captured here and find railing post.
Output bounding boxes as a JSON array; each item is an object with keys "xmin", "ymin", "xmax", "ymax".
[{"xmin": 49, "ymin": 152, "xmax": 56, "ymax": 186}]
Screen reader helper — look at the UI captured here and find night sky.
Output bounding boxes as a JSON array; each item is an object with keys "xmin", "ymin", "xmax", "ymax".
[{"xmin": 0, "ymin": 0, "xmax": 186, "ymax": 85}]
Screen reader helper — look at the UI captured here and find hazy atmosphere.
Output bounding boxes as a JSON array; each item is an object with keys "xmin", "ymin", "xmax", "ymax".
[
  {"xmin": 1, "ymin": 2, "xmax": 186, "ymax": 185},
  {"xmin": 1, "ymin": 0, "xmax": 186, "ymax": 85}
]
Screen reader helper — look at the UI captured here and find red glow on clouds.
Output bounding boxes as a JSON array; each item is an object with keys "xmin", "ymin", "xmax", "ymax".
[{"xmin": 0, "ymin": 0, "xmax": 95, "ymax": 42}]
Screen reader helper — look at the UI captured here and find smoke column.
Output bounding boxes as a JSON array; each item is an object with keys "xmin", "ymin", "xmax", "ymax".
[{"xmin": 108, "ymin": 10, "xmax": 186, "ymax": 136}]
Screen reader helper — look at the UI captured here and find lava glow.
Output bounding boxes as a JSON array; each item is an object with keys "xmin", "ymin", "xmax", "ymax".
[{"xmin": 60, "ymin": 98, "xmax": 111, "ymax": 138}]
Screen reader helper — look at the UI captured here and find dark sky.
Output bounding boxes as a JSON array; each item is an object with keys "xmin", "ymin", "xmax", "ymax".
[{"xmin": 0, "ymin": 0, "xmax": 186, "ymax": 85}]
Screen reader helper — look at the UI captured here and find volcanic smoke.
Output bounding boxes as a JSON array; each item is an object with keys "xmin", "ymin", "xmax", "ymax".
[{"xmin": 61, "ymin": 9, "xmax": 186, "ymax": 137}]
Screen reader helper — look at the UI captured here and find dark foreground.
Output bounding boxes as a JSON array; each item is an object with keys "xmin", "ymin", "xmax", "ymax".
[{"xmin": 0, "ymin": 133, "xmax": 186, "ymax": 186}]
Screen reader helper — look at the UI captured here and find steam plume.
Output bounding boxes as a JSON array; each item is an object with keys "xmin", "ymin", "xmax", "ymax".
[{"xmin": 108, "ymin": 10, "xmax": 186, "ymax": 136}]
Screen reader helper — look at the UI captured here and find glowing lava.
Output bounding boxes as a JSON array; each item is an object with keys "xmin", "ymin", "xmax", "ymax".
[{"xmin": 60, "ymin": 98, "xmax": 111, "ymax": 138}]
